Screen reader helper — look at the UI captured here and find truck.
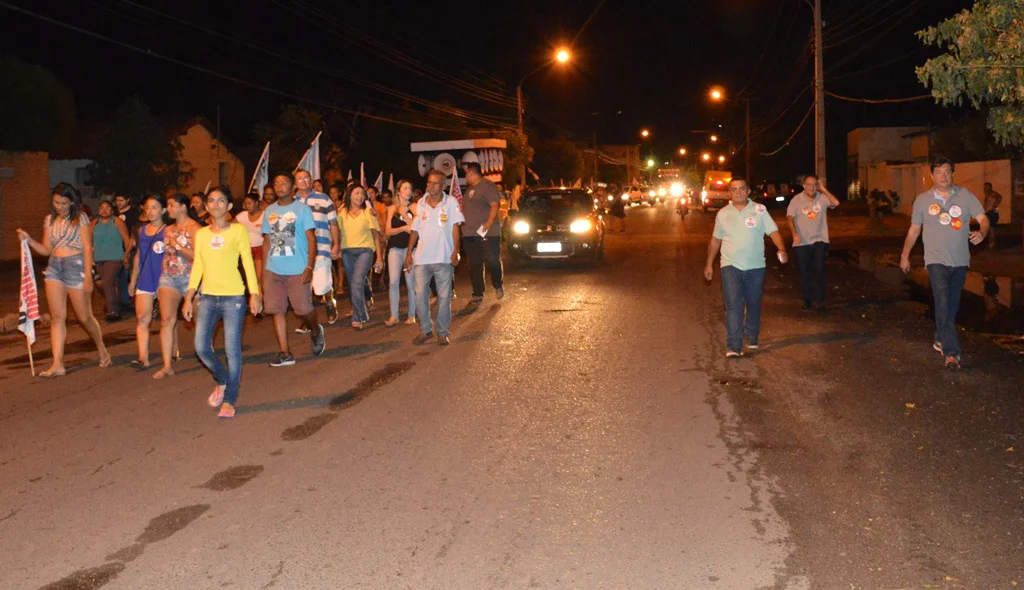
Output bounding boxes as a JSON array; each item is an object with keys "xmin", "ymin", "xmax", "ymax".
[{"xmin": 700, "ymin": 170, "xmax": 732, "ymax": 212}]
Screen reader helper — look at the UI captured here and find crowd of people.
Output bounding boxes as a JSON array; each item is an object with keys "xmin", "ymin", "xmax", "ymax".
[{"xmin": 16, "ymin": 163, "xmax": 506, "ymax": 418}]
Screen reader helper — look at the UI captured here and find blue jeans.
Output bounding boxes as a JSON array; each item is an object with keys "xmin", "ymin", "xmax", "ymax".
[
  {"xmin": 342, "ymin": 248, "xmax": 374, "ymax": 323},
  {"xmin": 194, "ymin": 295, "xmax": 247, "ymax": 406},
  {"xmin": 720, "ymin": 266, "xmax": 766, "ymax": 352},
  {"xmin": 414, "ymin": 263, "xmax": 454, "ymax": 336},
  {"xmin": 927, "ymin": 264, "xmax": 967, "ymax": 358},
  {"xmin": 388, "ymin": 247, "xmax": 416, "ymax": 320}
]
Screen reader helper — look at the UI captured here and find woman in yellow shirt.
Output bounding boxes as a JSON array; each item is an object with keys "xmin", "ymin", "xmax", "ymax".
[
  {"xmin": 182, "ymin": 187, "xmax": 262, "ymax": 418},
  {"xmin": 338, "ymin": 186, "xmax": 383, "ymax": 329}
]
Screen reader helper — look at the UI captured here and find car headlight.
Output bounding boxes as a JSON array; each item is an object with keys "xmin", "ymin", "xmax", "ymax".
[
  {"xmin": 657, "ymin": 187, "xmax": 667, "ymax": 197},
  {"xmin": 513, "ymin": 220, "xmax": 530, "ymax": 235},
  {"xmin": 670, "ymin": 182, "xmax": 684, "ymax": 197},
  {"xmin": 569, "ymin": 219, "xmax": 592, "ymax": 233},
  {"xmin": 648, "ymin": 190, "xmax": 656, "ymax": 197},
  {"xmin": 621, "ymin": 194, "xmax": 629, "ymax": 200},
  {"xmin": 607, "ymin": 195, "xmax": 614, "ymax": 201},
  {"xmin": 701, "ymin": 190, "xmax": 708, "ymax": 199},
  {"xmin": 775, "ymin": 196, "xmax": 785, "ymax": 202}
]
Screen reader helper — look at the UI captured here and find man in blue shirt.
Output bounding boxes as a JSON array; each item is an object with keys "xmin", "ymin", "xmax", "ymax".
[
  {"xmin": 295, "ymin": 169, "xmax": 341, "ymax": 326},
  {"xmin": 704, "ymin": 177, "xmax": 789, "ymax": 357},
  {"xmin": 261, "ymin": 174, "xmax": 326, "ymax": 366}
]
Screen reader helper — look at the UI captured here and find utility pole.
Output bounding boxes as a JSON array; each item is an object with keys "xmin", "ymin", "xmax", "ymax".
[
  {"xmin": 744, "ymin": 98, "xmax": 752, "ymax": 182},
  {"xmin": 516, "ymin": 84, "xmax": 526, "ymax": 189},
  {"xmin": 813, "ymin": 0, "xmax": 826, "ymax": 181}
]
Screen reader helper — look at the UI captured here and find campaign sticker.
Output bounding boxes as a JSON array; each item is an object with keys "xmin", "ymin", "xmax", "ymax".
[
  {"xmin": 468, "ymin": 189, "xmax": 476, "ymax": 199},
  {"xmin": 283, "ymin": 211, "xmax": 297, "ymax": 223},
  {"xmin": 210, "ymin": 235, "xmax": 225, "ymax": 250},
  {"xmin": 949, "ymin": 205, "xmax": 962, "ymax": 218},
  {"xmin": 268, "ymin": 213, "xmax": 280, "ymax": 225},
  {"xmin": 951, "ymin": 218, "xmax": 963, "ymax": 230},
  {"xmin": 939, "ymin": 213, "xmax": 951, "ymax": 226},
  {"xmin": 802, "ymin": 207, "xmax": 811, "ymax": 216},
  {"xmin": 176, "ymin": 234, "xmax": 188, "ymax": 247},
  {"xmin": 421, "ymin": 212, "xmax": 429, "ymax": 222},
  {"xmin": 812, "ymin": 203, "xmax": 822, "ymax": 213},
  {"xmin": 755, "ymin": 204, "xmax": 767, "ymax": 214},
  {"xmin": 152, "ymin": 240, "xmax": 165, "ymax": 254},
  {"xmin": 808, "ymin": 212, "xmax": 817, "ymax": 220},
  {"xmin": 744, "ymin": 216, "xmax": 757, "ymax": 228},
  {"xmin": 439, "ymin": 212, "xmax": 449, "ymax": 226},
  {"xmin": 928, "ymin": 204, "xmax": 941, "ymax": 216}
]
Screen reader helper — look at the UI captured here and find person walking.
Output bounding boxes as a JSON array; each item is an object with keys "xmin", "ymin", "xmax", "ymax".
[
  {"xmin": 262, "ymin": 185, "xmax": 277, "ymax": 210},
  {"xmin": 261, "ymin": 174, "xmax": 326, "ymax": 367},
  {"xmin": 153, "ymin": 194, "xmax": 201, "ymax": 379},
  {"xmin": 403, "ymin": 169, "xmax": 464, "ymax": 346},
  {"xmin": 899, "ymin": 156, "xmax": 989, "ymax": 370},
  {"xmin": 384, "ymin": 180, "xmax": 417, "ymax": 326},
  {"xmin": 294, "ymin": 169, "xmax": 340, "ymax": 325},
  {"xmin": 191, "ymin": 193, "xmax": 211, "ymax": 226},
  {"xmin": 91, "ymin": 199, "xmax": 131, "ymax": 322},
  {"xmin": 786, "ymin": 174, "xmax": 839, "ymax": 310},
  {"xmin": 236, "ymin": 193, "xmax": 265, "ymax": 289},
  {"xmin": 183, "ymin": 187, "xmax": 262, "ymax": 418},
  {"xmin": 338, "ymin": 185, "xmax": 383, "ymax": 330},
  {"xmin": 16, "ymin": 183, "xmax": 111, "ymax": 377},
  {"xmin": 703, "ymin": 177, "xmax": 788, "ymax": 358},
  {"xmin": 608, "ymin": 185, "xmax": 627, "ymax": 232},
  {"xmin": 129, "ymin": 195, "xmax": 168, "ymax": 368},
  {"xmin": 982, "ymin": 182, "xmax": 1002, "ymax": 250},
  {"xmin": 114, "ymin": 194, "xmax": 138, "ymax": 312},
  {"xmin": 460, "ymin": 162, "xmax": 504, "ymax": 304}
]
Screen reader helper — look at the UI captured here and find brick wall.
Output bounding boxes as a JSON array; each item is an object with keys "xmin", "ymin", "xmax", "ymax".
[{"xmin": 0, "ymin": 151, "xmax": 51, "ymax": 261}]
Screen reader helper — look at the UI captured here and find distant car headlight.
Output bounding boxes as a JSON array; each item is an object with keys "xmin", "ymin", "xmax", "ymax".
[
  {"xmin": 670, "ymin": 182, "xmax": 684, "ymax": 197},
  {"xmin": 701, "ymin": 190, "xmax": 708, "ymax": 199},
  {"xmin": 657, "ymin": 187, "xmax": 667, "ymax": 197},
  {"xmin": 607, "ymin": 195, "xmax": 614, "ymax": 201},
  {"xmin": 775, "ymin": 196, "xmax": 785, "ymax": 202},
  {"xmin": 621, "ymin": 194, "xmax": 629, "ymax": 200},
  {"xmin": 513, "ymin": 220, "xmax": 530, "ymax": 235},
  {"xmin": 569, "ymin": 219, "xmax": 592, "ymax": 233},
  {"xmin": 648, "ymin": 190, "xmax": 656, "ymax": 197}
]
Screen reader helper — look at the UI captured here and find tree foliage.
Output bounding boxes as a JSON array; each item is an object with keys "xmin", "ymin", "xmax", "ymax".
[
  {"xmin": 916, "ymin": 0, "xmax": 1024, "ymax": 146},
  {"xmin": 251, "ymin": 105, "xmax": 330, "ymax": 179},
  {"xmin": 532, "ymin": 136, "xmax": 585, "ymax": 184},
  {"xmin": 88, "ymin": 97, "xmax": 192, "ymax": 197},
  {"xmin": 0, "ymin": 57, "xmax": 76, "ymax": 152}
]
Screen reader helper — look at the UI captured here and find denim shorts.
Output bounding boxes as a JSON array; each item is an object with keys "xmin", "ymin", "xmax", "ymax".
[
  {"xmin": 158, "ymin": 273, "xmax": 190, "ymax": 295},
  {"xmin": 45, "ymin": 253, "xmax": 86, "ymax": 289}
]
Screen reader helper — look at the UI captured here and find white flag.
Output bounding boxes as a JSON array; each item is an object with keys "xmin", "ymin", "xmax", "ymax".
[
  {"xmin": 18, "ymin": 239, "xmax": 40, "ymax": 346},
  {"xmin": 388, "ymin": 173, "xmax": 395, "ymax": 193},
  {"xmin": 294, "ymin": 132, "xmax": 322, "ymax": 180},
  {"xmin": 359, "ymin": 162, "xmax": 366, "ymax": 187},
  {"xmin": 248, "ymin": 141, "xmax": 270, "ymax": 196},
  {"xmin": 373, "ymin": 172, "xmax": 383, "ymax": 192},
  {"xmin": 347, "ymin": 169, "xmax": 353, "ymax": 182},
  {"xmin": 203, "ymin": 180, "xmax": 212, "ymax": 194}
]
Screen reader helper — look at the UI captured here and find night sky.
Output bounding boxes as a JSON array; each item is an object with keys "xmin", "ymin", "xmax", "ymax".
[{"xmin": 1, "ymin": 0, "xmax": 973, "ymax": 185}]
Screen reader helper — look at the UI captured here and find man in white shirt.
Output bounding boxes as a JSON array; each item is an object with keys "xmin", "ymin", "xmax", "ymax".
[{"xmin": 404, "ymin": 169, "xmax": 464, "ymax": 346}]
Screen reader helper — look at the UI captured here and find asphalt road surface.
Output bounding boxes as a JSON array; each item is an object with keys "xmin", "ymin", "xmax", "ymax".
[{"xmin": 1, "ymin": 204, "xmax": 1021, "ymax": 590}]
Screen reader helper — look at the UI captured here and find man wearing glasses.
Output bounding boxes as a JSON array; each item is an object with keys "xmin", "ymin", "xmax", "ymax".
[{"xmin": 704, "ymin": 177, "xmax": 789, "ymax": 358}]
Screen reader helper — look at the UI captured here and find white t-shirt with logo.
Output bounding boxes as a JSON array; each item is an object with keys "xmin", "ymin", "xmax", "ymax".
[{"xmin": 411, "ymin": 193, "xmax": 465, "ymax": 265}]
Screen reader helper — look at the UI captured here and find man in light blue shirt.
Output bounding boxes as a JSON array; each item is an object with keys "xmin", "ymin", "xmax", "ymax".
[
  {"xmin": 404, "ymin": 169, "xmax": 464, "ymax": 346},
  {"xmin": 704, "ymin": 177, "xmax": 788, "ymax": 357}
]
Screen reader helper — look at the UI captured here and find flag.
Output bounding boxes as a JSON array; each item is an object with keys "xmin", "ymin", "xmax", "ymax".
[
  {"xmin": 347, "ymin": 169, "xmax": 353, "ymax": 182},
  {"xmin": 248, "ymin": 141, "xmax": 270, "ymax": 195},
  {"xmin": 373, "ymin": 172, "xmax": 383, "ymax": 192},
  {"xmin": 18, "ymin": 239, "xmax": 40, "ymax": 346},
  {"xmin": 572, "ymin": 178, "xmax": 582, "ymax": 188},
  {"xmin": 294, "ymin": 131, "xmax": 322, "ymax": 180},
  {"xmin": 203, "ymin": 180, "xmax": 212, "ymax": 194},
  {"xmin": 388, "ymin": 173, "xmax": 395, "ymax": 193},
  {"xmin": 449, "ymin": 167, "xmax": 464, "ymax": 209},
  {"xmin": 359, "ymin": 162, "xmax": 366, "ymax": 187}
]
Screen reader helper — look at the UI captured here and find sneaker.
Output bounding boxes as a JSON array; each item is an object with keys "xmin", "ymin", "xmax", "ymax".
[
  {"xmin": 438, "ymin": 334, "xmax": 450, "ymax": 346},
  {"xmin": 105, "ymin": 313, "xmax": 119, "ymax": 324},
  {"xmin": 470, "ymin": 296, "xmax": 484, "ymax": 304},
  {"xmin": 745, "ymin": 343, "xmax": 760, "ymax": 350},
  {"xmin": 326, "ymin": 303, "xmax": 338, "ymax": 325},
  {"xmin": 726, "ymin": 350, "xmax": 742, "ymax": 358},
  {"xmin": 294, "ymin": 322, "xmax": 311, "ymax": 334},
  {"xmin": 932, "ymin": 341, "xmax": 943, "ymax": 354},
  {"xmin": 944, "ymin": 355, "xmax": 961, "ymax": 370},
  {"xmin": 311, "ymin": 325, "xmax": 326, "ymax": 356},
  {"xmin": 413, "ymin": 332, "xmax": 434, "ymax": 346},
  {"xmin": 496, "ymin": 287, "xmax": 504, "ymax": 300},
  {"xmin": 270, "ymin": 352, "xmax": 296, "ymax": 367}
]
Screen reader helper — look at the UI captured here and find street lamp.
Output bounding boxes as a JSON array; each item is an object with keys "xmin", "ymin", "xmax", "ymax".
[
  {"xmin": 640, "ymin": 128, "xmax": 650, "ymax": 139},
  {"xmin": 679, "ymin": 148, "xmax": 686, "ymax": 156},
  {"xmin": 517, "ymin": 47, "xmax": 573, "ymax": 187},
  {"xmin": 710, "ymin": 134, "xmax": 718, "ymax": 143},
  {"xmin": 718, "ymin": 155, "xmax": 726, "ymax": 164},
  {"xmin": 707, "ymin": 85, "xmax": 753, "ymax": 181},
  {"xmin": 709, "ymin": 87, "xmax": 724, "ymax": 102},
  {"xmin": 646, "ymin": 158, "xmax": 655, "ymax": 168},
  {"xmin": 701, "ymin": 153, "xmax": 711, "ymax": 162}
]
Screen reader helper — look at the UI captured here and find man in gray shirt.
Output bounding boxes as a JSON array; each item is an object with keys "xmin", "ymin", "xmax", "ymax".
[
  {"xmin": 461, "ymin": 162, "xmax": 504, "ymax": 304},
  {"xmin": 786, "ymin": 174, "xmax": 840, "ymax": 310},
  {"xmin": 899, "ymin": 155, "xmax": 989, "ymax": 370}
]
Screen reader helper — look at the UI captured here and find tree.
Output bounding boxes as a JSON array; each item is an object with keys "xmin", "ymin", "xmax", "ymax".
[
  {"xmin": 916, "ymin": 0, "xmax": 1024, "ymax": 147},
  {"xmin": 88, "ymin": 97, "xmax": 192, "ymax": 197},
  {"xmin": 531, "ymin": 137, "xmax": 585, "ymax": 184},
  {"xmin": 0, "ymin": 58, "xmax": 76, "ymax": 152},
  {"xmin": 251, "ymin": 105, "xmax": 330, "ymax": 178}
]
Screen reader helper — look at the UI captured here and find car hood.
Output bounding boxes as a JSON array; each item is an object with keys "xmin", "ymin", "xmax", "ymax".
[{"xmin": 515, "ymin": 209, "xmax": 590, "ymax": 226}]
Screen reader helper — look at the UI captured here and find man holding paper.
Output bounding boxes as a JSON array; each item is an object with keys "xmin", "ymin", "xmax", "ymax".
[{"xmin": 461, "ymin": 162, "xmax": 504, "ymax": 304}]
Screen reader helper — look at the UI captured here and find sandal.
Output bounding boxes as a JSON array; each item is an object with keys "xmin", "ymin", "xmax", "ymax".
[
  {"xmin": 404, "ymin": 317, "xmax": 417, "ymax": 325},
  {"xmin": 384, "ymin": 317, "xmax": 399, "ymax": 327},
  {"xmin": 351, "ymin": 321, "xmax": 365, "ymax": 330},
  {"xmin": 39, "ymin": 367, "xmax": 66, "ymax": 378},
  {"xmin": 207, "ymin": 385, "xmax": 225, "ymax": 408},
  {"xmin": 218, "ymin": 403, "xmax": 236, "ymax": 418},
  {"xmin": 152, "ymin": 366, "xmax": 174, "ymax": 379},
  {"xmin": 99, "ymin": 355, "xmax": 112, "ymax": 369},
  {"xmin": 130, "ymin": 359, "xmax": 150, "ymax": 368}
]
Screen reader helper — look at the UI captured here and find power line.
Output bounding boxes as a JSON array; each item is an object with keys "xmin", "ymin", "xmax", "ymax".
[
  {"xmin": 826, "ymin": 90, "xmax": 931, "ymax": 103},
  {"xmin": 0, "ymin": 2, "xmax": 469, "ymax": 133},
  {"xmin": 760, "ymin": 101, "xmax": 815, "ymax": 156}
]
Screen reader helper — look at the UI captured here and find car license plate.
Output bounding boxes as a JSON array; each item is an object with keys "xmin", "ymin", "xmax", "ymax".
[{"xmin": 536, "ymin": 242, "xmax": 562, "ymax": 253}]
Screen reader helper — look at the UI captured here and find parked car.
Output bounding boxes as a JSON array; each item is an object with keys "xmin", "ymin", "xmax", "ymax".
[
  {"xmin": 756, "ymin": 180, "xmax": 798, "ymax": 209},
  {"xmin": 506, "ymin": 188, "xmax": 605, "ymax": 265}
]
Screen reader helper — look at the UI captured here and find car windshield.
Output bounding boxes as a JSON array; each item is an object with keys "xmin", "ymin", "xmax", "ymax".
[{"xmin": 521, "ymin": 191, "xmax": 592, "ymax": 211}]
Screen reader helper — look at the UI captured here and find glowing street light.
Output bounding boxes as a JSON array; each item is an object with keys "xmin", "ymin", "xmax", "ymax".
[
  {"xmin": 555, "ymin": 48, "xmax": 571, "ymax": 63},
  {"xmin": 709, "ymin": 87, "xmax": 724, "ymax": 102},
  {"xmin": 678, "ymin": 148, "xmax": 687, "ymax": 156},
  {"xmin": 516, "ymin": 47, "xmax": 574, "ymax": 187},
  {"xmin": 710, "ymin": 134, "xmax": 718, "ymax": 143},
  {"xmin": 646, "ymin": 158, "xmax": 655, "ymax": 168},
  {"xmin": 640, "ymin": 128, "xmax": 650, "ymax": 139},
  {"xmin": 701, "ymin": 153, "xmax": 711, "ymax": 162},
  {"xmin": 718, "ymin": 155, "xmax": 726, "ymax": 164}
]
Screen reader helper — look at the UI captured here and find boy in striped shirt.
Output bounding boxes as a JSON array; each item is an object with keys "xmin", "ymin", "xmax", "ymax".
[{"xmin": 294, "ymin": 169, "xmax": 341, "ymax": 325}]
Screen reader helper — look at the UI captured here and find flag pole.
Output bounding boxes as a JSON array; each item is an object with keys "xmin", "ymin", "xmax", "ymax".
[{"xmin": 26, "ymin": 341, "xmax": 35, "ymax": 377}]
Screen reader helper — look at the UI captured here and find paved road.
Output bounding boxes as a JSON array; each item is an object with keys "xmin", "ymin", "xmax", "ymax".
[{"xmin": 1, "ymin": 205, "xmax": 1021, "ymax": 589}]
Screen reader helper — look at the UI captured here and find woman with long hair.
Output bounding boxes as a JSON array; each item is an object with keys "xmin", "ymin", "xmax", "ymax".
[
  {"xmin": 91, "ymin": 199, "xmax": 131, "ymax": 322},
  {"xmin": 16, "ymin": 183, "xmax": 111, "ymax": 376},
  {"xmin": 337, "ymin": 185, "xmax": 383, "ymax": 329},
  {"xmin": 182, "ymin": 187, "xmax": 261, "ymax": 419},
  {"xmin": 235, "ymin": 193, "xmax": 266, "ymax": 289},
  {"xmin": 152, "ymin": 194, "xmax": 201, "ymax": 379},
  {"xmin": 384, "ymin": 180, "xmax": 418, "ymax": 326},
  {"xmin": 128, "ymin": 195, "xmax": 168, "ymax": 368}
]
